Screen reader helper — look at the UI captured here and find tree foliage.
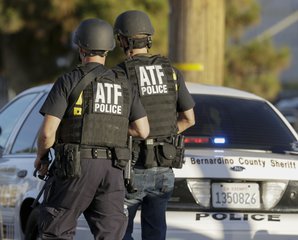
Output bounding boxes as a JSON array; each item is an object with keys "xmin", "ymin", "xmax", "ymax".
[
  {"xmin": 224, "ymin": 0, "xmax": 290, "ymax": 100},
  {"xmin": 0, "ymin": 0, "xmax": 291, "ymax": 101},
  {"xmin": 0, "ymin": 0, "xmax": 168, "ymax": 93}
]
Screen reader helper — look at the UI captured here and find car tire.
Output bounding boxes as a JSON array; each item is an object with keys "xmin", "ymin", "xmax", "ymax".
[{"xmin": 24, "ymin": 207, "xmax": 41, "ymax": 240}]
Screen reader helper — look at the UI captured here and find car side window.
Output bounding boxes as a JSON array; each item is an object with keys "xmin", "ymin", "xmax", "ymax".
[
  {"xmin": 11, "ymin": 94, "xmax": 47, "ymax": 154},
  {"xmin": 0, "ymin": 93, "xmax": 38, "ymax": 149}
]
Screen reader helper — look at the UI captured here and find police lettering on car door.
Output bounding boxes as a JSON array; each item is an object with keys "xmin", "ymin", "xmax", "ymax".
[
  {"xmin": 136, "ymin": 65, "xmax": 168, "ymax": 96},
  {"xmin": 94, "ymin": 82, "xmax": 123, "ymax": 115}
]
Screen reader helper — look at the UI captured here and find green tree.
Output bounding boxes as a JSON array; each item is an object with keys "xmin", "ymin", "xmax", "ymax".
[
  {"xmin": 224, "ymin": 0, "xmax": 290, "ymax": 101},
  {"xmin": 0, "ymin": 0, "xmax": 168, "ymax": 94}
]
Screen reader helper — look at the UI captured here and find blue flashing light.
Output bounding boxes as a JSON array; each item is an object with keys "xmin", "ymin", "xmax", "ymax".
[{"xmin": 213, "ymin": 137, "xmax": 226, "ymax": 144}]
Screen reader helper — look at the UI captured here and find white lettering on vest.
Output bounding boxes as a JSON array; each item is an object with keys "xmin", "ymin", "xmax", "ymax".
[
  {"xmin": 94, "ymin": 83, "xmax": 123, "ymax": 115},
  {"xmin": 138, "ymin": 65, "xmax": 168, "ymax": 96}
]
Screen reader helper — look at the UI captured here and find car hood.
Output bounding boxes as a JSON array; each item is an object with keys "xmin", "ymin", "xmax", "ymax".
[{"xmin": 173, "ymin": 148, "xmax": 298, "ymax": 180}]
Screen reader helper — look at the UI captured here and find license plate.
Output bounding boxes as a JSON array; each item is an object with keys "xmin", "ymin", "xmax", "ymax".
[{"xmin": 212, "ymin": 183, "xmax": 260, "ymax": 209}]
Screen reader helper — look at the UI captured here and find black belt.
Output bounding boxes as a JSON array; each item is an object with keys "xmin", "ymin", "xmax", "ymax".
[{"xmin": 80, "ymin": 148, "xmax": 112, "ymax": 159}]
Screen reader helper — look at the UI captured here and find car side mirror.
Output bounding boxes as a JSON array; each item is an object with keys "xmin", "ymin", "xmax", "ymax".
[
  {"xmin": 0, "ymin": 145, "xmax": 3, "ymax": 158},
  {"xmin": 0, "ymin": 126, "xmax": 3, "ymax": 158},
  {"xmin": 291, "ymin": 141, "xmax": 298, "ymax": 152}
]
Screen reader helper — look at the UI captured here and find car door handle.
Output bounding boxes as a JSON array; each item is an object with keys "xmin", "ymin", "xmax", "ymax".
[{"xmin": 17, "ymin": 169, "xmax": 28, "ymax": 178}]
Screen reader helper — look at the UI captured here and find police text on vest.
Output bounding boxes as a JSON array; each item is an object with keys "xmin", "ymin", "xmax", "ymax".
[
  {"xmin": 94, "ymin": 83, "xmax": 123, "ymax": 115},
  {"xmin": 138, "ymin": 65, "xmax": 168, "ymax": 96}
]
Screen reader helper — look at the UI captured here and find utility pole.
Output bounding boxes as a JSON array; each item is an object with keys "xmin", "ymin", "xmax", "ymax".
[{"xmin": 168, "ymin": 0, "xmax": 225, "ymax": 85}]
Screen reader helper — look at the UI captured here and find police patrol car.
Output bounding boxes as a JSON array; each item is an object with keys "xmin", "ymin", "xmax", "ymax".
[{"xmin": 0, "ymin": 82, "xmax": 297, "ymax": 239}]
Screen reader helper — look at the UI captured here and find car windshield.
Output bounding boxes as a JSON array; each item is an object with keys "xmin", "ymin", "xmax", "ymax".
[
  {"xmin": 0, "ymin": 93, "xmax": 38, "ymax": 149},
  {"xmin": 183, "ymin": 94, "xmax": 296, "ymax": 152}
]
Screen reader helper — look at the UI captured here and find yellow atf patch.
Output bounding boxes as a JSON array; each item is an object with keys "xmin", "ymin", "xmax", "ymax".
[
  {"xmin": 73, "ymin": 92, "xmax": 83, "ymax": 116},
  {"xmin": 73, "ymin": 107, "xmax": 82, "ymax": 116},
  {"xmin": 76, "ymin": 92, "xmax": 83, "ymax": 105}
]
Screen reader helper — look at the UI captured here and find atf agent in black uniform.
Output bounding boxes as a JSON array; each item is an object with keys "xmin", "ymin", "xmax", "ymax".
[
  {"xmin": 114, "ymin": 10, "xmax": 195, "ymax": 240},
  {"xmin": 34, "ymin": 18, "xmax": 149, "ymax": 240}
]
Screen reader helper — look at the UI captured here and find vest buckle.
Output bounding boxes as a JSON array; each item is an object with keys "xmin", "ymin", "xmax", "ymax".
[
  {"xmin": 106, "ymin": 149, "xmax": 112, "ymax": 159},
  {"xmin": 92, "ymin": 148, "xmax": 98, "ymax": 159}
]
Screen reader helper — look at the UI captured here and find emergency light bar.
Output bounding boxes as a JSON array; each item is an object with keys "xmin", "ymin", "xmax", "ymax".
[
  {"xmin": 184, "ymin": 137, "xmax": 209, "ymax": 144},
  {"xmin": 184, "ymin": 136, "xmax": 227, "ymax": 145},
  {"xmin": 213, "ymin": 137, "xmax": 226, "ymax": 144}
]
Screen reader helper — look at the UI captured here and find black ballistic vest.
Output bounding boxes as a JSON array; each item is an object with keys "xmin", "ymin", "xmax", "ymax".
[
  {"xmin": 124, "ymin": 55, "xmax": 177, "ymax": 137},
  {"xmin": 58, "ymin": 67, "xmax": 130, "ymax": 148}
]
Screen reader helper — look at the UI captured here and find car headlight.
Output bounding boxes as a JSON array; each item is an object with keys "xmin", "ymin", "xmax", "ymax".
[
  {"xmin": 187, "ymin": 179, "xmax": 211, "ymax": 208},
  {"xmin": 0, "ymin": 183, "xmax": 29, "ymax": 207},
  {"xmin": 261, "ymin": 181, "xmax": 288, "ymax": 210}
]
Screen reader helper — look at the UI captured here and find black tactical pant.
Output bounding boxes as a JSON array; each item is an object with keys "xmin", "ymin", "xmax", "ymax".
[{"xmin": 39, "ymin": 157, "xmax": 127, "ymax": 240}]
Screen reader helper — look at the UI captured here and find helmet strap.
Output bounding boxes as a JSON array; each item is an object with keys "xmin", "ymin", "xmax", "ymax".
[
  {"xmin": 118, "ymin": 35, "xmax": 151, "ymax": 55},
  {"xmin": 128, "ymin": 38, "xmax": 134, "ymax": 55},
  {"xmin": 79, "ymin": 48, "xmax": 107, "ymax": 58},
  {"xmin": 117, "ymin": 35, "xmax": 130, "ymax": 55},
  {"xmin": 147, "ymin": 36, "xmax": 152, "ymax": 49}
]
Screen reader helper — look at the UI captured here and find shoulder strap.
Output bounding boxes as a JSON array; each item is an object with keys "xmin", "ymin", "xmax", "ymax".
[{"xmin": 66, "ymin": 65, "xmax": 107, "ymax": 115}]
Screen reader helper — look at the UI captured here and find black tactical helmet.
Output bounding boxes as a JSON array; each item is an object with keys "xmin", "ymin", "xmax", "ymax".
[
  {"xmin": 114, "ymin": 10, "xmax": 155, "ymax": 37},
  {"xmin": 73, "ymin": 18, "xmax": 115, "ymax": 51}
]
